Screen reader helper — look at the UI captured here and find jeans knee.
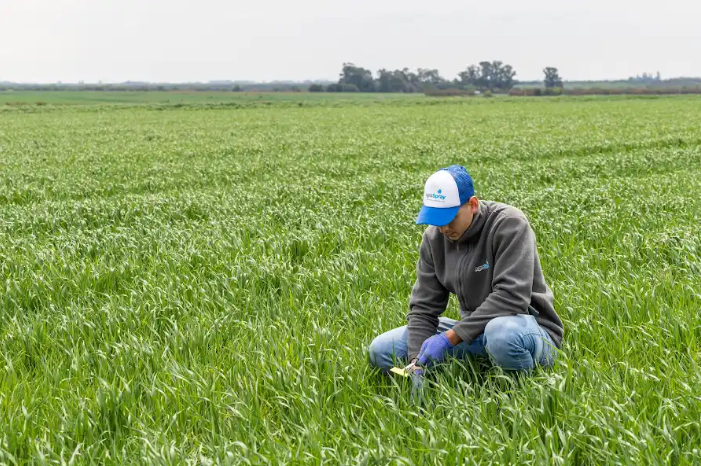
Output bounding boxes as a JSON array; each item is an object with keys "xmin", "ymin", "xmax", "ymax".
[
  {"xmin": 367, "ymin": 336, "xmax": 392, "ymax": 370},
  {"xmin": 484, "ymin": 317, "xmax": 528, "ymax": 367}
]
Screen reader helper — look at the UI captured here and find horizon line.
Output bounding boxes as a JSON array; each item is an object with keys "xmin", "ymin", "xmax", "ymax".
[{"xmin": 3, "ymin": 76, "xmax": 700, "ymax": 86}]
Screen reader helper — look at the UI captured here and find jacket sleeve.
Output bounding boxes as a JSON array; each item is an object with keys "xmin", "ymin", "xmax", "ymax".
[
  {"xmin": 406, "ymin": 231, "xmax": 450, "ymax": 360},
  {"xmin": 451, "ymin": 214, "xmax": 535, "ymax": 345}
]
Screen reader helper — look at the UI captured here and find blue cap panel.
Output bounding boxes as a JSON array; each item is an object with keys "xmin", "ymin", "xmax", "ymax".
[
  {"xmin": 441, "ymin": 165, "xmax": 474, "ymax": 205},
  {"xmin": 416, "ymin": 205, "xmax": 460, "ymax": 226}
]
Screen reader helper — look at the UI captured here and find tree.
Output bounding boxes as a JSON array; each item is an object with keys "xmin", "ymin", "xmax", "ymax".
[
  {"xmin": 373, "ymin": 67, "xmax": 449, "ymax": 93},
  {"xmin": 497, "ymin": 64, "xmax": 516, "ymax": 90},
  {"xmin": 413, "ymin": 68, "xmax": 449, "ymax": 91},
  {"xmin": 543, "ymin": 67, "xmax": 563, "ymax": 88},
  {"xmin": 457, "ymin": 61, "xmax": 517, "ymax": 91},
  {"xmin": 326, "ymin": 82, "xmax": 359, "ymax": 92},
  {"xmin": 308, "ymin": 84, "xmax": 324, "ymax": 92},
  {"xmin": 376, "ymin": 69, "xmax": 395, "ymax": 92},
  {"xmin": 478, "ymin": 61, "xmax": 493, "ymax": 89},
  {"xmin": 416, "ymin": 68, "xmax": 444, "ymax": 86},
  {"xmin": 458, "ymin": 65, "xmax": 480, "ymax": 87},
  {"xmin": 339, "ymin": 63, "xmax": 375, "ymax": 92},
  {"xmin": 399, "ymin": 68, "xmax": 420, "ymax": 91},
  {"xmin": 376, "ymin": 68, "xmax": 419, "ymax": 93}
]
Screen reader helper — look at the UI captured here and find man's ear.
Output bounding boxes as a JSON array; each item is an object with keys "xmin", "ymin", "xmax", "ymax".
[{"xmin": 470, "ymin": 196, "xmax": 479, "ymax": 212}]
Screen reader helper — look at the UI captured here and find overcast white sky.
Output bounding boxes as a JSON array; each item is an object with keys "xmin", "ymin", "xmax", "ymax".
[{"xmin": 1, "ymin": 0, "xmax": 699, "ymax": 83}]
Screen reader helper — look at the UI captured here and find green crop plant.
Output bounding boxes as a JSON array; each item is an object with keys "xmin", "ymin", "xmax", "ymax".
[{"xmin": 0, "ymin": 95, "xmax": 700, "ymax": 464}]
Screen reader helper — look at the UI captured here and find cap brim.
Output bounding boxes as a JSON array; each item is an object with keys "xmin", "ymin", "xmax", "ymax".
[{"xmin": 416, "ymin": 205, "xmax": 460, "ymax": 226}]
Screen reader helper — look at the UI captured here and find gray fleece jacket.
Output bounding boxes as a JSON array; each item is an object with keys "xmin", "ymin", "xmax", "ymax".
[{"xmin": 407, "ymin": 200, "xmax": 563, "ymax": 360}]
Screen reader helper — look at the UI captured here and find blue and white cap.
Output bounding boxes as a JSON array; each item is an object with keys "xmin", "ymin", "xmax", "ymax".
[{"xmin": 416, "ymin": 165, "xmax": 474, "ymax": 226}]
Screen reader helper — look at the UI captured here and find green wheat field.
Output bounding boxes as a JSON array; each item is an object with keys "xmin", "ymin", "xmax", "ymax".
[{"xmin": 1, "ymin": 94, "xmax": 700, "ymax": 465}]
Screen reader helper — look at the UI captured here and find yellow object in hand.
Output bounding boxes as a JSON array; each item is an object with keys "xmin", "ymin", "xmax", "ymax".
[{"xmin": 390, "ymin": 367, "xmax": 409, "ymax": 377}]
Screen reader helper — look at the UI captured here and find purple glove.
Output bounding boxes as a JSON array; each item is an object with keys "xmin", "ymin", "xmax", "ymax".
[{"xmin": 417, "ymin": 333, "xmax": 454, "ymax": 367}]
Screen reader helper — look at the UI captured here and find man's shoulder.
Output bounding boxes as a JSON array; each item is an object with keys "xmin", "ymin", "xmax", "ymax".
[
  {"xmin": 483, "ymin": 200, "xmax": 529, "ymax": 224},
  {"xmin": 422, "ymin": 225, "xmax": 443, "ymax": 242}
]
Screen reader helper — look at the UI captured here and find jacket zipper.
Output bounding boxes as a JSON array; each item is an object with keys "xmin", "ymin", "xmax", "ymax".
[{"xmin": 456, "ymin": 241, "xmax": 472, "ymax": 313}]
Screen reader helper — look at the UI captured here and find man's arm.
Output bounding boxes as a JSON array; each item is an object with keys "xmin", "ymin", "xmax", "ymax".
[
  {"xmin": 449, "ymin": 214, "xmax": 536, "ymax": 345},
  {"xmin": 406, "ymin": 231, "xmax": 449, "ymax": 360}
]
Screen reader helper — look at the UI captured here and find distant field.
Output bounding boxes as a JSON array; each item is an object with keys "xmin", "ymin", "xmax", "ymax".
[
  {"xmin": 516, "ymin": 80, "xmax": 701, "ymax": 90},
  {"xmin": 1, "ymin": 95, "xmax": 700, "ymax": 464},
  {"xmin": 0, "ymin": 90, "xmax": 417, "ymax": 105},
  {"xmin": 3, "ymin": 91, "xmax": 699, "ymax": 110}
]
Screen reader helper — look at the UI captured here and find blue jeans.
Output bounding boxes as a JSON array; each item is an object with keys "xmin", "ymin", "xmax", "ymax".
[{"xmin": 368, "ymin": 315, "xmax": 557, "ymax": 372}]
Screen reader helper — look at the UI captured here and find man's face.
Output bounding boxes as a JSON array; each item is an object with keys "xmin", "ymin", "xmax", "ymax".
[{"xmin": 438, "ymin": 197, "xmax": 479, "ymax": 240}]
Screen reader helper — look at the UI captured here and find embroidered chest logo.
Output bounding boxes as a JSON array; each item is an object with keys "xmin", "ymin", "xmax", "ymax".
[{"xmin": 475, "ymin": 260, "xmax": 489, "ymax": 272}]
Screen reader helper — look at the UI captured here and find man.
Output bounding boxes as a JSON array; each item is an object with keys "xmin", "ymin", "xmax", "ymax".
[{"xmin": 368, "ymin": 165, "xmax": 563, "ymax": 373}]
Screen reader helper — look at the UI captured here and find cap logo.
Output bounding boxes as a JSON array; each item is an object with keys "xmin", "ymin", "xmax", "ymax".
[{"xmin": 425, "ymin": 189, "xmax": 447, "ymax": 201}]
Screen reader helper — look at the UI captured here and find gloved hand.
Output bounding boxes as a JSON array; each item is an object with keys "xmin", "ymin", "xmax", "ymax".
[
  {"xmin": 410, "ymin": 368, "xmax": 425, "ymax": 405},
  {"xmin": 417, "ymin": 333, "xmax": 454, "ymax": 367},
  {"xmin": 404, "ymin": 359, "xmax": 426, "ymax": 405}
]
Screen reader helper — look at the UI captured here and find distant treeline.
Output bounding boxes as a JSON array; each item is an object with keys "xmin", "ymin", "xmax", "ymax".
[
  {"xmin": 309, "ymin": 62, "xmax": 522, "ymax": 94},
  {"xmin": 0, "ymin": 82, "xmax": 317, "ymax": 93},
  {"xmin": 516, "ymin": 77, "xmax": 701, "ymax": 90},
  {"xmin": 310, "ymin": 63, "xmax": 701, "ymax": 96},
  {"xmin": 2, "ymin": 64, "xmax": 701, "ymax": 97},
  {"xmin": 509, "ymin": 86, "xmax": 701, "ymax": 96}
]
